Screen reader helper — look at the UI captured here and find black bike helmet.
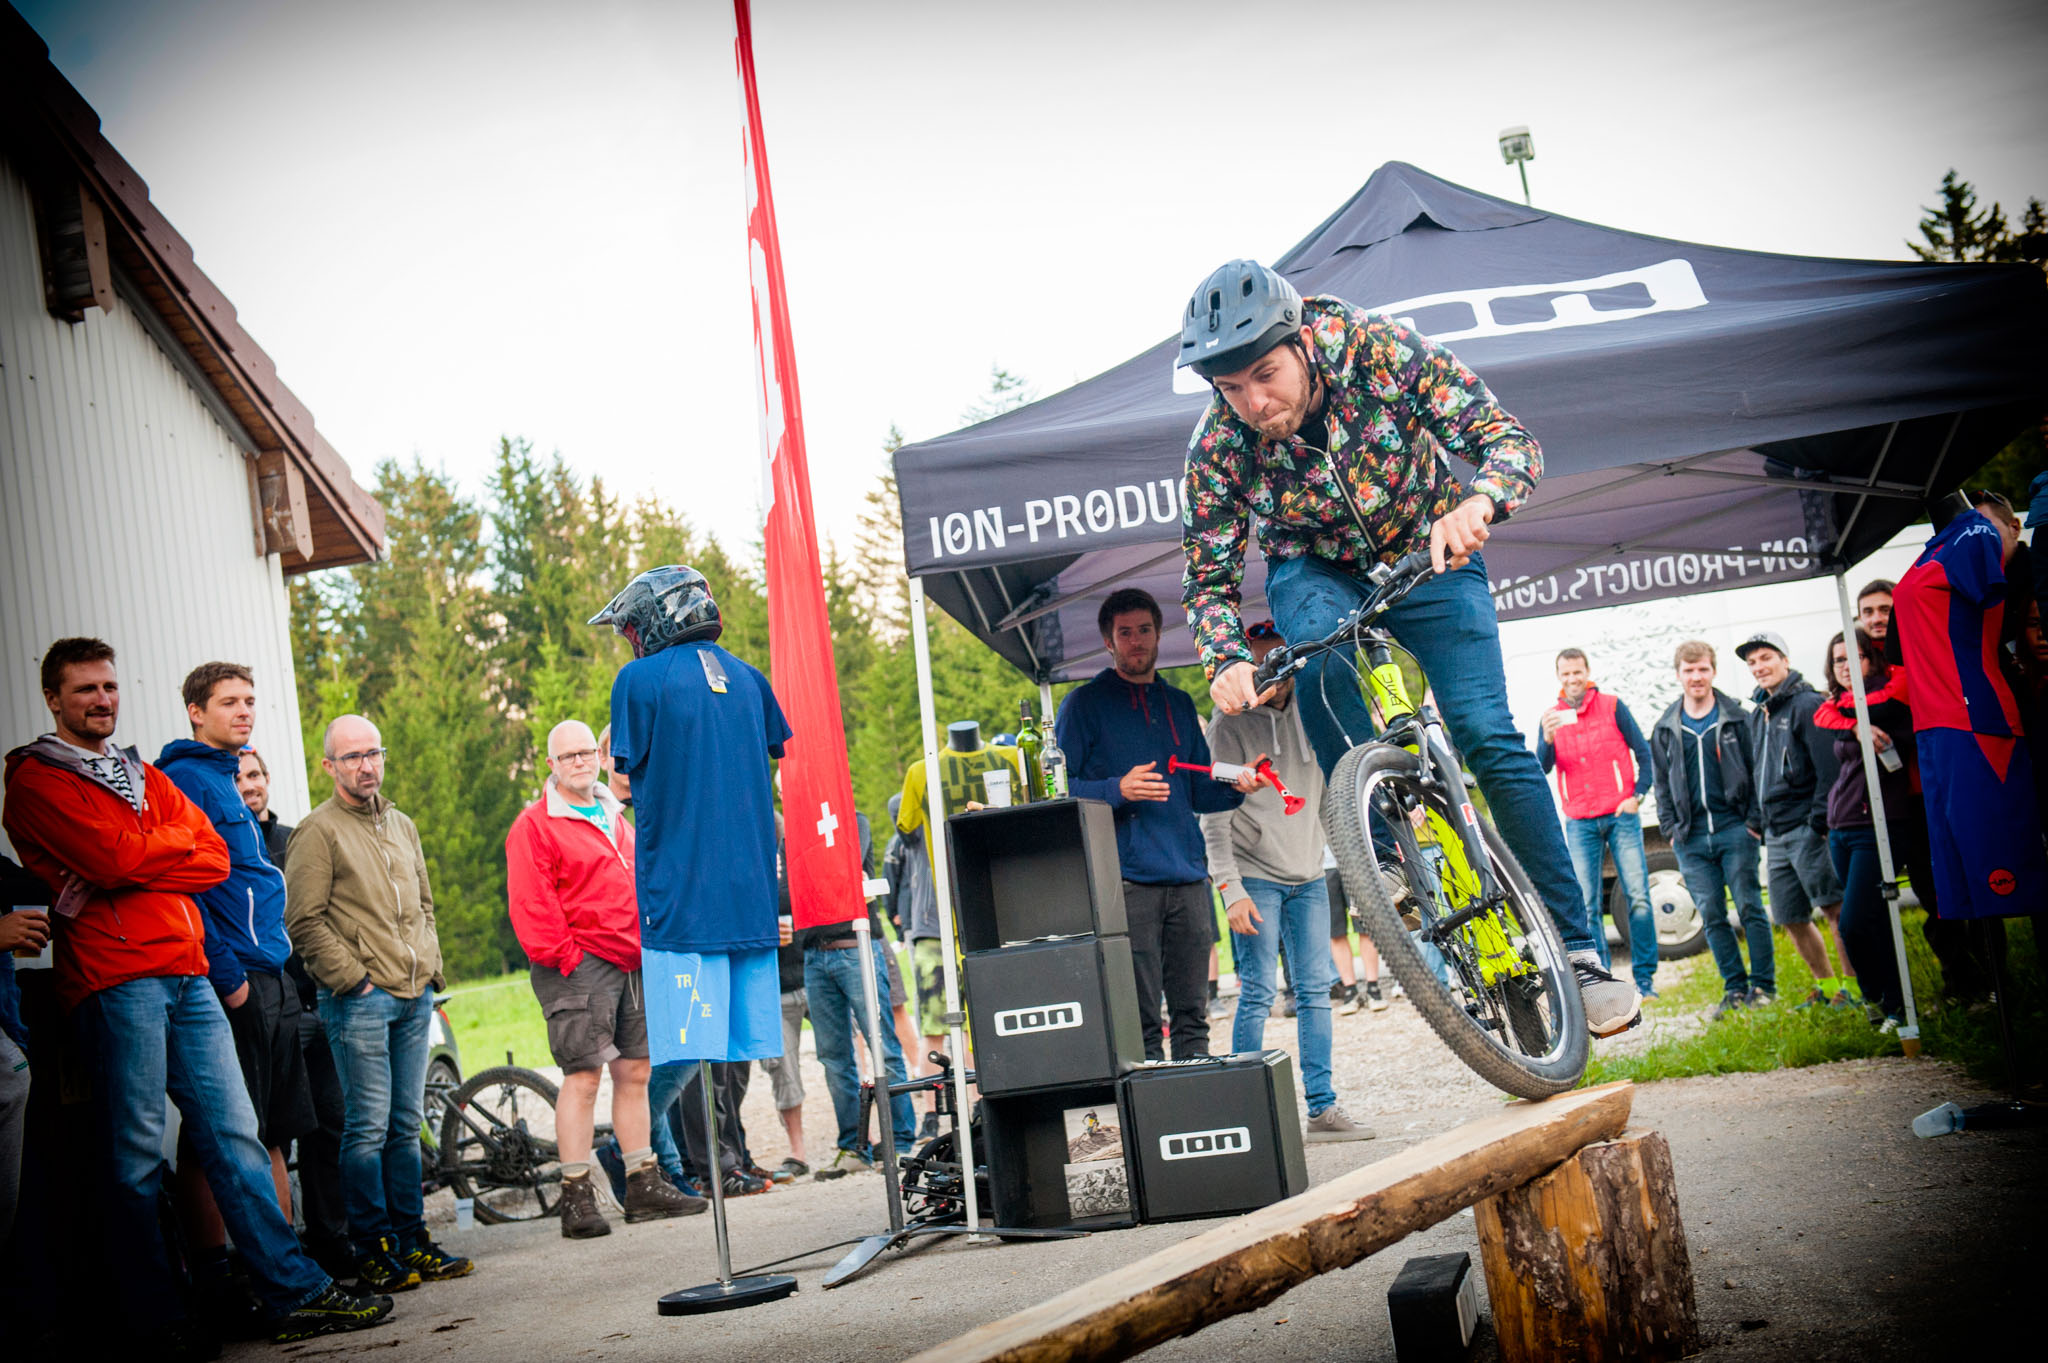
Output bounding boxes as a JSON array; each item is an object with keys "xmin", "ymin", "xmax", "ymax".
[
  {"xmin": 588, "ymin": 565, "xmax": 723, "ymax": 659},
  {"xmin": 1177, "ymin": 259, "xmax": 1304, "ymax": 380}
]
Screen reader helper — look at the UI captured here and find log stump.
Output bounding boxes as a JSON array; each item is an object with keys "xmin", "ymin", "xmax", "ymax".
[{"xmin": 1474, "ymin": 1128, "xmax": 1698, "ymax": 1363}]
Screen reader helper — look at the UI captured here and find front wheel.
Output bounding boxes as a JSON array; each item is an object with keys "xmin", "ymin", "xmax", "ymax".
[{"xmin": 1326, "ymin": 743, "xmax": 1588, "ymax": 1099}]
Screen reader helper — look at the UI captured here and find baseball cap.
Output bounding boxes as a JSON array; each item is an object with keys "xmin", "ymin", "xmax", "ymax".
[
  {"xmin": 1734, "ymin": 630, "xmax": 1790, "ymax": 662},
  {"xmin": 2025, "ymin": 471, "xmax": 2048, "ymax": 529}
]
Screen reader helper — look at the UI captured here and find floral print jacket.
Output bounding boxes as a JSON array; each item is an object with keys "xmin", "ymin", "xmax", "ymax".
[{"xmin": 1180, "ymin": 296, "xmax": 1543, "ymax": 677}]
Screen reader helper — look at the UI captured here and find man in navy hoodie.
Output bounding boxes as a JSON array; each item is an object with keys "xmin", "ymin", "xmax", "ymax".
[
  {"xmin": 1055, "ymin": 588, "xmax": 1255, "ymax": 1060},
  {"xmin": 159, "ymin": 663, "xmax": 316, "ymax": 1256}
]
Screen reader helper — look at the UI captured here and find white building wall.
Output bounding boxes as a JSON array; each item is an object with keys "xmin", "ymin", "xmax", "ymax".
[{"xmin": 0, "ymin": 154, "xmax": 313, "ymax": 849}]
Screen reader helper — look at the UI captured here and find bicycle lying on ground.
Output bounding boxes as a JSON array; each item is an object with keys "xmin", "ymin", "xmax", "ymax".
[{"xmin": 1252, "ymin": 551, "xmax": 1589, "ymax": 1099}]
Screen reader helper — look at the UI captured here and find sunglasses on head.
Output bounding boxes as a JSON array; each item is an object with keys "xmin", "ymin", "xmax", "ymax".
[{"xmin": 1245, "ymin": 620, "xmax": 1281, "ymax": 641}]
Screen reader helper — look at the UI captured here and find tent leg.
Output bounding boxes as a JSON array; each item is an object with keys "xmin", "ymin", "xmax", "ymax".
[
  {"xmin": 1037, "ymin": 679, "xmax": 1055, "ymax": 728},
  {"xmin": 909, "ymin": 575, "xmax": 989, "ymax": 1239},
  {"xmin": 1836, "ymin": 573, "xmax": 1920, "ymax": 1053}
]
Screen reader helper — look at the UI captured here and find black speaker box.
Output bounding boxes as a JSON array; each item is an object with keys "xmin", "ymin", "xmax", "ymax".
[
  {"xmin": 1118, "ymin": 1050, "xmax": 1309, "ymax": 1223},
  {"xmin": 982, "ymin": 1084, "xmax": 1137, "ymax": 1231},
  {"xmin": 946, "ymin": 799, "xmax": 1127, "ymax": 951},
  {"xmin": 964, "ymin": 936, "xmax": 1144, "ymax": 1096}
]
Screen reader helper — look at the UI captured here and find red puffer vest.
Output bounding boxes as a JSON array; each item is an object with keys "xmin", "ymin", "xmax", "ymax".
[{"xmin": 1551, "ymin": 688, "xmax": 1637, "ymax": 820}]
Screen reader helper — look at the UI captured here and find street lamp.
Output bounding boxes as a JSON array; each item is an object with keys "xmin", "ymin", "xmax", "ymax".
[{"xmin": 1499, "ymin": 125, "xmax": 1534, "ymax": 206}]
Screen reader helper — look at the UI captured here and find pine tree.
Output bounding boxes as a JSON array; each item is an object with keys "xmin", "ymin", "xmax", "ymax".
[
  {"xmin": 959, "ymin": 364, "xmax": 1037, "ymax": 424},
  {"xmin": 1909, "ymin": 169, "xmax": 2010, "ymax": 263}
]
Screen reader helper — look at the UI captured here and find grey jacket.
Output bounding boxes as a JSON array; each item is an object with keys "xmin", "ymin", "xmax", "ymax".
[{"xmin": 1200, "ymin": 698, "xmax": 1326, "ymax": 892}]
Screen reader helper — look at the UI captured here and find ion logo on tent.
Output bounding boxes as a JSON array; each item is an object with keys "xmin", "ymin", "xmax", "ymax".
[
  {"xmin": 1159, "ymin": 1126, "xmax": 1252, "ymax": 1161},
  {"xmin": 1989, "ymin": 868, "xmax": 2017, "ymax": 896},
  {"xmin": 993, "ymin": 1002, "xmax": 1083, "ymax": 1036}
]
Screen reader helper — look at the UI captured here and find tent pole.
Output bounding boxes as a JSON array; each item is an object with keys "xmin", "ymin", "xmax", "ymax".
[
  {"xmin": 909, "ymin": 575, "xmax": 988, "ymax": 1236},
  {"xmin": 1037, "ymin": 678, "xmax": 1055, "ymax": 728},
  {"xmin": 1836, "ymin": 572, "xmax": 1920, "ymax": 1053}
]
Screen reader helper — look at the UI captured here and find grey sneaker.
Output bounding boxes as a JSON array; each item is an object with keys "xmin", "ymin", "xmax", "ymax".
[
  {"xmin": 1570, "ymin": 952, "xmax": 1641, "ymax": 1038},
  {"xmin": 1363, "ymin": 981, "xmax": 1389, "ymax": 1012},
  {"xmin": 1709, "ymin": 990, "xmax": 1748, "ymax": 1022},
  {"xmin": 1748, "ymin": 987, "xmax": 1777, "ymax": 1008},
  {"xmin": 1335, "ymin": 983, "xmax": 1363, "ymax": 1015},
  {"xmin": 1305, "ymin": 1104, "xmax": 1376, "ymax": 1143},
  {"xmin": 815, "ymin": 1146, "xmax": 876, "ymax": 1181}
]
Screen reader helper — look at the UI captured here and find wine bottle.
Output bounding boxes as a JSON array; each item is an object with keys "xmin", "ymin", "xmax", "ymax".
[
  {"xmin": 1040, "ymin": 712, "xmax": 1067, "ymax": 799},
  {"xmin": 1015, "ymin": 699, "xmax": 1043, "ymax": 802}
]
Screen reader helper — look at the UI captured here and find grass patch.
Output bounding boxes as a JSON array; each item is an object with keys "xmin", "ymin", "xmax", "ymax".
[
  {"xmin": 1585, "ymin": 909, "xmax": 2045, "ymax": 1088},
  {"xmin": 440, "ymin": 970, "xmax": 550, "ymax": 1072}
]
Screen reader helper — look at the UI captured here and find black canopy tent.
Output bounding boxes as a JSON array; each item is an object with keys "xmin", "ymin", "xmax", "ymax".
[
  {"xmin": 887, "ymin": 164, "xmax": 2046, "ymax": 1093},
  {"xmin": 892, "ymin": 162, "xmax": 2048, "ymax": 684}
]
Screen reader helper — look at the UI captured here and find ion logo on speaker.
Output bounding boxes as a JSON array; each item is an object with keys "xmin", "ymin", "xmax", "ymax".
[
  {"xmin": 992, "ymin": 1001, "xmax": 1083, "ymax": 1036},
  {"xmin": 1158, "ymin": 1126, "xmax": 1252, "ymax": 1161}
]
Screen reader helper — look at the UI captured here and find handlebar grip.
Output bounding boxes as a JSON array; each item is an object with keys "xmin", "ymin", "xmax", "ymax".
[
  {"xmin": 1395, "ymin": 549, "xmax": 1435, "ymax": 578},
  {"xmin": 1251, "ymin": 648, "xmax": 1290, "ymax": 692}
]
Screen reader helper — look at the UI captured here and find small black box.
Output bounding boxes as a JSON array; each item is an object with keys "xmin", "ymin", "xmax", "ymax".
[
  {"xmin": 1389, "ymin": 1252, "xmax": 1479, "ymax": 1362},
  {"xmin": 1118, "ymin": 1051, "xmax": 1308, "ymax": 1223},
  {"xmin": 965, "ymin": 936, "xmax": 1144, "ymax": 1096},
  {"xmin": 947, "ymin": 799, "xmax": 1127, "ymax": 952},
  {"xmin": 982, "ymin": 1085, "xmax": 1137, "ymax": 1231}
]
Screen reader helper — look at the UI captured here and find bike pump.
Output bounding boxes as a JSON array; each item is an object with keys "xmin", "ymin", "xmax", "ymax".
[{"xmin": 657, "ymin": 1058, "xmax": 797, "ymax": 1314}]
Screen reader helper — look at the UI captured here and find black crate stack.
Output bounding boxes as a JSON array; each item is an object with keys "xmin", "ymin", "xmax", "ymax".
[{"xmin": 948, "ymin": 800, "xmax": 1308, "ymax": 1230}]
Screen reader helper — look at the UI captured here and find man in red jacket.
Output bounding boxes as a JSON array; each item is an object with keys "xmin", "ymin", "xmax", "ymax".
[
  {"xmin": 1537, "ymin": 648, "xmax": 1660, "ymax": 1000},
  {"xmin": 506, "ymin": 718, "xmax": 702, "ymax": 1238},
  {"xmin": 2, "ymin": 639, "xmax": 390, "ymax": 1355}
]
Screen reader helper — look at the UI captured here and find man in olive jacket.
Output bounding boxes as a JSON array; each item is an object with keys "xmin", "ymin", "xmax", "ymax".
[{"xmin": 285, "ymin": 715, "xmax": 471, "ymax": 1293}]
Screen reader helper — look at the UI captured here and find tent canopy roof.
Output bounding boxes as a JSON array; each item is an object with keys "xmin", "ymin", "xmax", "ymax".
[{"xmin": 894, "ymin": 162, "xmax": 2047, "ymax": 682}]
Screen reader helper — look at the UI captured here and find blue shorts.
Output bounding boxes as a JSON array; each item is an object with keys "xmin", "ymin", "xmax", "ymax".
[
  {"xmin": 1918, "ymin": 728, "xmax": 2048, "ymax": 920},
  {"xmin": 643, "ymin": 946, "xmax": 784, "ymax": 1063}
]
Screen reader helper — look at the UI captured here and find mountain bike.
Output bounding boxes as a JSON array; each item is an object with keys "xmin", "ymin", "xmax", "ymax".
[{"xmin": 1252, "ymin": 551, "xmax": 1588, "ymax": 1098}]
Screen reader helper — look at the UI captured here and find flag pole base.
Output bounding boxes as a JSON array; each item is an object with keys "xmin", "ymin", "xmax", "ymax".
[{"xmin": 657, "ymin": 1275, "xmax": 798, "ymax": 1315}]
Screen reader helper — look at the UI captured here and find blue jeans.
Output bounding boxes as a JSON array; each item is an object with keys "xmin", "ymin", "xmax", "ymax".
[
  {"xmin": 1266, "ymin": 553, "xmax": 1595, "ymax": 955},
  {"xmin": 318, "ymin": 986, "xmax": 432, "ymax": 1254},
  {"xmin": 1830, "ymin": 828, "xmax": 1903, "ymax": 1017},
  {"xmin": 1566, "ymin": 812, "xmax": 1656, "ymax": 990},
  {"xmin": 1677, "ymin": 824, "xmax": 1775, "ymax": 996},
  {"xmin": 83, "ymin": 975, "xmax": 327, "ymax": 1327},
  {"xmin": 803, "ymin": 946, "xmax": 914, "ymax": 1154},
  {"xmin": 1229, "ymin": 876, "xmax": 1338, "ymax": 1115}
]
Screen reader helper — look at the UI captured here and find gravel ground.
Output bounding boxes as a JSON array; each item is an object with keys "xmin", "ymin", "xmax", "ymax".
[{"xmin": 243, "ymin": 945, "xmax": 2044, "ymax": 1363}]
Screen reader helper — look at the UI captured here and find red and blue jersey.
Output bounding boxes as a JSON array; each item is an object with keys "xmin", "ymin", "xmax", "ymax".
[{"xmin": 1894, "ymin": 510, "xmax": 2021, "ymax": 748}]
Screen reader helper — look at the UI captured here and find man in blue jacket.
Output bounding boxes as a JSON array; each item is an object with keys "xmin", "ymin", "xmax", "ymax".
[
  {"xmin": 1055, "ymin": 588, "xmax": 1255, "ymax": 1060},
  {"xmin": 159, "ymin": 663, "xmax": 317, "ymax": 1247}
]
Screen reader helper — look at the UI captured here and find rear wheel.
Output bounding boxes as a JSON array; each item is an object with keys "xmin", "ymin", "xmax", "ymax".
[
  {"xmin": 1327, "ymin": 743, "xmax": 1588, "ymax": 1099},
  {"xmin": 439, "ymin": 1066, "xmax": 564, "ymax": 1224}
]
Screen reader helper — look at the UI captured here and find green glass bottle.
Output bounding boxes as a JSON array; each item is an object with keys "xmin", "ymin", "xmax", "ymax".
[{"xmin": 1015, "ymin": 699, "xmax": 1044, "ymax": 802}]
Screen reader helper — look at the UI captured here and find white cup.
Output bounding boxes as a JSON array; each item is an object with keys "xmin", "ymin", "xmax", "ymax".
[
  {"xmin": 1877, "ymin": 745, "xmax": 1903, "ymax": 773},
  {"xmin": 454, "ymin": 1196, "xmax": 475, "ymax": 1230},
  {"xmin": 982, "ymin": 769, "xmax": 1013, "ymax": 808}
]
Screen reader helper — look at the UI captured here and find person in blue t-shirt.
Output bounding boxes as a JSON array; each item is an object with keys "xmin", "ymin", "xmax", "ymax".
[
  {"xmin": 597, "ymin": 568, "xmax": 791, "ymax": 956},
  {"xmin": 1055, "ymin": 587, "xmax": 1254, "ymax": 1061}
]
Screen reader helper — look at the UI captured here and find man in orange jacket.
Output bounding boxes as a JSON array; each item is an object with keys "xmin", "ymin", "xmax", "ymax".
[
  {"xmin": 2, "ymin": 638, "xmax": 391, "ymax": 1355},
  {"xmin": 506, "ymin": 718, "xmax": 702, "ymax": 1238}
]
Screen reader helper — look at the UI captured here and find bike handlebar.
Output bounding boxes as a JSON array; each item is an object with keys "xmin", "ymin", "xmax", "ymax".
[{"xmin": 1249, "ymin": 549, "xmax": 1438, "ymax": 691}]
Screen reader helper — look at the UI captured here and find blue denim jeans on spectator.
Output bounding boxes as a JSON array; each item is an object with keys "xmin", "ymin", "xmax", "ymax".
[
  {"xmin": 1229, "ymin": 876, "xmax": 1338, "ymax": 1115},
  {"xmin": 803, "ymin": 946, "xmax": 914, "ymax": 1155},
  {"xmin": 1566, "ymin": 811, "xmax": 1656, "ymax": 990},
  {"xmin": 318, "ymin": 985, "xmax": 432, "ymax": 1255},
  {"xmin": 1829, "ymin": 827, "xmax": 1904, "ymax": 1017},
  {"xmin": 1676, "ymin": 824, "xmax": 1775, "ymax": 996},
  {"xmin": 1265, "ymin": 552, "xmax": 1595, "ymax": 956},
  {"xmin": 83, "ymin": 975, "xmax": 328, "ymax": 1327}
]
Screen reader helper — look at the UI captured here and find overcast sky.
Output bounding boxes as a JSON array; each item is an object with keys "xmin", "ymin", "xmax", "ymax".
[{"xmin": 18, "ymin": 0, "xmax": 2047, "ymax": 561}]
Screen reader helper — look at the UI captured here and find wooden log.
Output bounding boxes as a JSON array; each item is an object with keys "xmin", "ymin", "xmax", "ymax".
[
  {"xmin": 1474, "ymin": 1128, "xmax": 1698, "ymax": 1363},
  {"xmin": 905, "ymin": 1081, "xmax": 1634, "ymax": 1363}
]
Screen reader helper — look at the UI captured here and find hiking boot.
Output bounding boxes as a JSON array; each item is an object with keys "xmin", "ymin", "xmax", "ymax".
[
  {"xmin": 559, "ymin": 1171, "xmax": 612, "ymax": 1238},
  {"xmin": 1748, "ymin": 987, "xmax": 1777, "ymax": 1008},
  {"xmin": 398, "ymin": 1236, "xmax": 473, "ymax": 1282},
  {"xmin": 1570, "ymin": 953, "xmax": 1641, "ymax": 1038},
  {"xmin": 1335, "ymin": 983, "xmax": 1363, "ymax": 1015},
  {"xmin": 271, "ymin": 1282, "xmax": 394, "ymax": 1344},
  {"xmin": 625, "ymin": 1163, "xmax": 709, "ymax": 1221},
  {"xmin": 1709, "ymin": 990, "xmax": 1748, "ymax": 1022},
  {"xmin": 195, "ymin": 1266, "xmax": 268, "ymax": 1340},
  {"xmin": 1363, "ymin": 981, "xmax": 1389, "ymax": 1012},
  {"xmin": 1305, "ymin": 1103, "xmax": 1377, "ymax": 1143},
  {"xmin": 1378, "ymin": 865, "xmax": 1422, "ymax": 930},
  {"xmin": 354, "ymin": 1237, "xmax": 421, "ymax": 1293}
]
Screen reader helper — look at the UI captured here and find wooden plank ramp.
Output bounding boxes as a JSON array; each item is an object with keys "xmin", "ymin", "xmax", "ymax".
[{"xmin": 907, "ymin": 1081, "xmax": 1634, "ymax": 1363}]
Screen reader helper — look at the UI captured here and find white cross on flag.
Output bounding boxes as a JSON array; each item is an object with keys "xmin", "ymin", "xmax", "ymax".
[{"xmin": 735, "ymin": 0, "xmax": 864, "ymax": 930}]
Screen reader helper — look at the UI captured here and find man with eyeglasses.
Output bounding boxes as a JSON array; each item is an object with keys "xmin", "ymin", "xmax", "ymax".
[
  {"xmin": 284, "ymin": 715, "xmax": 471, "ymax": 1293},
  {"xmin": 506, "ymin": 720, "xmax": 704, "ymax": 1237}
]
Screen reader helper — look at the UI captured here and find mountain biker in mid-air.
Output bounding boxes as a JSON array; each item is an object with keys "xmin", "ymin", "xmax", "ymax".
[{"xmin": 1175, "ymin": 259, "xmax": 1639, "ymax": 1038}]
